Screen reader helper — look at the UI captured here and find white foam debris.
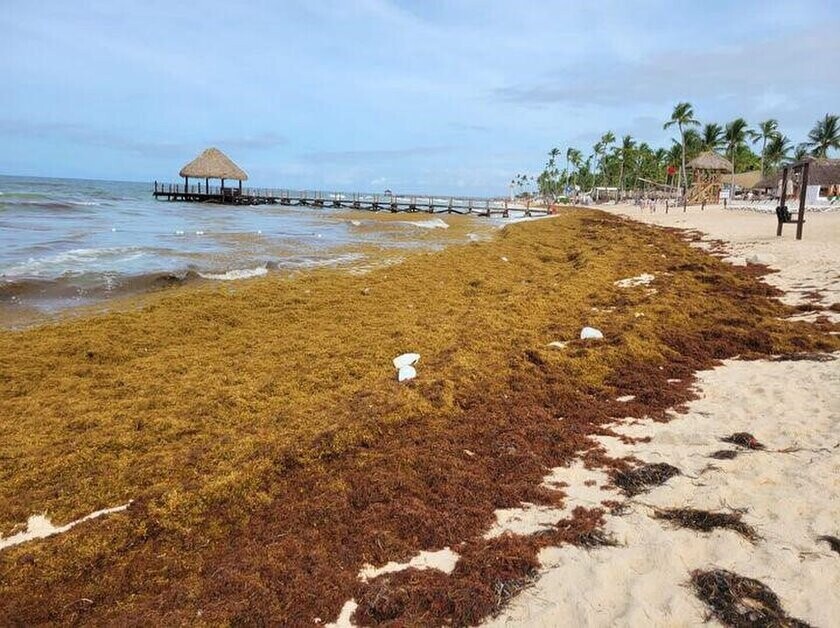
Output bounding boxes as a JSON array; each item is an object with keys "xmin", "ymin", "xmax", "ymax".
[
  {"xmin": 195, "ymin": 230, "xmax": 205, "ymax": 236},
  {"xmin": 405, "ymin": 218, "xmax": 450, "ymax": 229},
  {"xmin": 349, "ymin": 220, "xmax": 362, "ymax": 226},
  {"xmin": 580, "ymin": 327, "xmax": 604, "ymax": 340},
  {"xmin": 398, "ymin": 365, "xmax": 417, "ymax": 382},
  {"xmin": 198, "ymin": 267, "xmax": 268, "ymax": 281},
  {"xmin": 358, "ymin": 547, "xmax": 459, "ymax": 582},
  {"xmin": 614, "ymin": 273, "xmax": 655, "ymax": 288},
  {"xmin": 174, "ymin": 230, "xmax": 185, "ymax": 235},
  {"xmin": 326, "ymin": 600, "xmax": 358, "ymax": 628},
  {"xmin": 0, "ymin": 502, "xmax": 131, "ymax": 551},
  {"xmin": 393, "ymin": 353, "xmax": 420, "ymax": 369},
  {"xmin": 747, "ymin": 253, "xmax": 776, "ymax": 265},
  {"xmin": 547, "ymin": 341, "xmax": 569, "ymax": 349},
  {"xmin": 501, "ymin": 256, "xmax": 509, "ymax": 262},
  {"xmin": 616, "ymin": 395, "xmax": 636, "ymax": 403}
]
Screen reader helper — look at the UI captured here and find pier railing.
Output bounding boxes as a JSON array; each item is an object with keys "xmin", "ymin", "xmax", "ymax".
[{"xmin": 152, "ymin": 182, "xmax": 547, "ymax": 216}]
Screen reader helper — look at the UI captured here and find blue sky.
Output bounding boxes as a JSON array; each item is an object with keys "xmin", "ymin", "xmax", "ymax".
[{"xmin": 1, "ymin": 0, "xmax": 838, "ymax": 195}]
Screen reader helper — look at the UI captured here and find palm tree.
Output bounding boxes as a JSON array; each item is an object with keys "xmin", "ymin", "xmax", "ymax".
[
  {"xmin": 663, "ymin": 102, "xmax": 700, "ymax": 195},
  {"xmin": 566, "ymin": 148, "xmax": 583, "ymax": 195},
  {"xmin": 666, "ymin": 141, "xmax": 683, "ymax": 189},
  {"xmin": 701, "ymin": 123, "xmax": 725, "ymax": 152},
  {"xmin": 683, "ymin": 128, "xmax": 702, "ymax": 160},
  {"xmin": 618, "ymin": 135, "xmax": 635, "ymax": 197},
  {"xmin": 793, "ymin": 144, "xmax": 809, "ymax": 162},
  {"xmin": 540, "ymin": 147, "xmax": 562, "ymax": 199},
  {"xmin": 754, "ymin": 119, "xmax": 779, "ymax": 174},
  {"xmin": 654, "ymin": 148, "xmax": 668, "ymax": 183},
  {"xmin": 724, "ymin": 118, "xmax": 751, "ymax": 198},
  {"xmin": 764, "ymin": 134, "xmax": 792, "ymax": 172},
  {"xmin": 599, "ymin": 131, "xmax": 616, "ymax": 188},
  {"xmin": 806, "ymin": 114, "xmax": 840, "ymax": 157}
]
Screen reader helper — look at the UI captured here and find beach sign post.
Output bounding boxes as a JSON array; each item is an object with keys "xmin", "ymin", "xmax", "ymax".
[{"xmin": 776, "ymin": 160, "xmax": 809, "ymax": 240}]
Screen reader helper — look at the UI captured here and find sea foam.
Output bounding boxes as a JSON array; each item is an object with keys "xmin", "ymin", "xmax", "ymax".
[{"xmin": 198, "ymin": 267, "xmax": 269, "ymax": 281}]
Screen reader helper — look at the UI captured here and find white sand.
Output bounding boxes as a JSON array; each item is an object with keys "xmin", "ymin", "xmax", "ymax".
[
  {"xmin": 358, "ymin": 547, "xmax": 459, "ymax": 582},
  {"xmin": 0, "ymin": 502, "xmax": 131, "ymax": 551},
  {"xmin": 486, "ymin": 357, "xmax": 839, "ymax": 627},
  {"xmin": 483, "ymin": 205, "xmax": 840, "ymax": 627}
]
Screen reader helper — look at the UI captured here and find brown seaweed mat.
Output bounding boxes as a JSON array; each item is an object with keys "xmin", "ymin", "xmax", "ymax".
[{"xmin": 0, "ymin": 209, "xmax": 836, "ymax": 625}]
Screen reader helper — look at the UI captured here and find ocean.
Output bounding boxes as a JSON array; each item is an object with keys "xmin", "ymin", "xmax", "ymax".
[{"xmin": 0, "ymin": 175, "xmax": 487, "ymax": 321}]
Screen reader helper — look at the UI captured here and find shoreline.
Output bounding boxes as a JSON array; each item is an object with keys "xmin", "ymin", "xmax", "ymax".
[
  {"xmin": 0, "ymin": 208, "xmax": 836, "ymax": 625},
  {"xmin": 0, "ymin": 210, "xmax": 496, "ymax": 330}
]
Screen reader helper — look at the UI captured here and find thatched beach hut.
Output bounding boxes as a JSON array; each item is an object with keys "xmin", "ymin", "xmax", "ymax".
[
  {"xmin": 180, "ymin": 147, "xmax": 248, "ymax": 195},
  {"xmin": 687, "ymin": 151, "xmax": 733, "ymax": 204},
  {"xmin": 790, "ymin": 157, "xmax": 840, "ymax": 203},
  {"xmin": 753, "ymin": 172, "xmax": 781, "ymax": 196}
]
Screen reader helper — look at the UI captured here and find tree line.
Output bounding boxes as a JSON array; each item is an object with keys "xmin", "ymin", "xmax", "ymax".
[{"xmin": 516, "ymin": 105, "xmax": 839, "ymax": 199}]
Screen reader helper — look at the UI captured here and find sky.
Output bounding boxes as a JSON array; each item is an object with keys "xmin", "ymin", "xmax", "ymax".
[{"xmin": 1, "ymin": 0, "xmax": 839, "ymax": 195}]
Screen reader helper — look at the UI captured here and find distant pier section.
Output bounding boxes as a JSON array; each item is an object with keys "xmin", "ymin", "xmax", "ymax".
[{"xmin": 153, "ymin": 147, "xmax": 547, "ymax": 216}]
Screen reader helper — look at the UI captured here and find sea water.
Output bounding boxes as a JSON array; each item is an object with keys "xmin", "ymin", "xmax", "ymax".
[{"xmin": 0, "ymin": 175, "xmax": 466, "ymax": 318}]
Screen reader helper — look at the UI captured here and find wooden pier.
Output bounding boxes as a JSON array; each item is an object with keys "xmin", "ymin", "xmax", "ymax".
[{"xmin": 152, "ymin": 182, "xmax": 546, "ymax": 217}]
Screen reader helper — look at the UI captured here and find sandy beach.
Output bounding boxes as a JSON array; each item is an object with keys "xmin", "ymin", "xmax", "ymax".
[
  {"xmin": 0, "ymin": 207, "xmax": 837, "ymax": 625},
  {"xmin": 485, "ymin": 204, "xmax": 840, "ymax": 627}
]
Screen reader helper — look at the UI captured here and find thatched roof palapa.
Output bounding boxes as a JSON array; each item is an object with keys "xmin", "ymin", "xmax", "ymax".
[
  {"xmin": 753, "ymin": 173, "xmax": 780, "ymax": 190},
  {"xmin": 790, "ymin": 157, "xmax": 840, "ymax": 186},
  {"xmin": 725, "ymin": 170, "xmax": 763, "ymax": 189},
  {"xmin": 180, "ymin": 147, "xmax": 248, "ymax": 181},
  {"xmin": 688, "ymin": 151, "xmax": 733, "ymax": 172}
]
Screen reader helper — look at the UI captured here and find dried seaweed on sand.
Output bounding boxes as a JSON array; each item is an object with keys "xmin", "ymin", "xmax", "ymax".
[
  {"xmin": 614, "ymin": 463, "xmax": 681, "ymax": 496},
  {"xmin": 722, "ymin": 432, "xmax": 765, "ymax": 450},
  {"xmin": 691, "ymin": 569, "xmax": 812, "ymax": 628},
  {"xmin": 655, "ymin": 508, "xmax": 759, "ymax": 542}
]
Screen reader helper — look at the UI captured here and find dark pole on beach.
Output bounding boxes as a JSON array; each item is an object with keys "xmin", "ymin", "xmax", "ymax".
[
  {"xmin": 796, "ymin": 161, "xmax": 808, "ymax": 240},
  {"xmin": 777, "ymin": 167, "xmax": 789, "ymax": 237}
]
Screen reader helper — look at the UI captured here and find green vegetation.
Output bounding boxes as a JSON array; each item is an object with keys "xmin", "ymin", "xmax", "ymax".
[{"xmin": 533, "ymin": 107, "xmax": 839, "ymax": 198}]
